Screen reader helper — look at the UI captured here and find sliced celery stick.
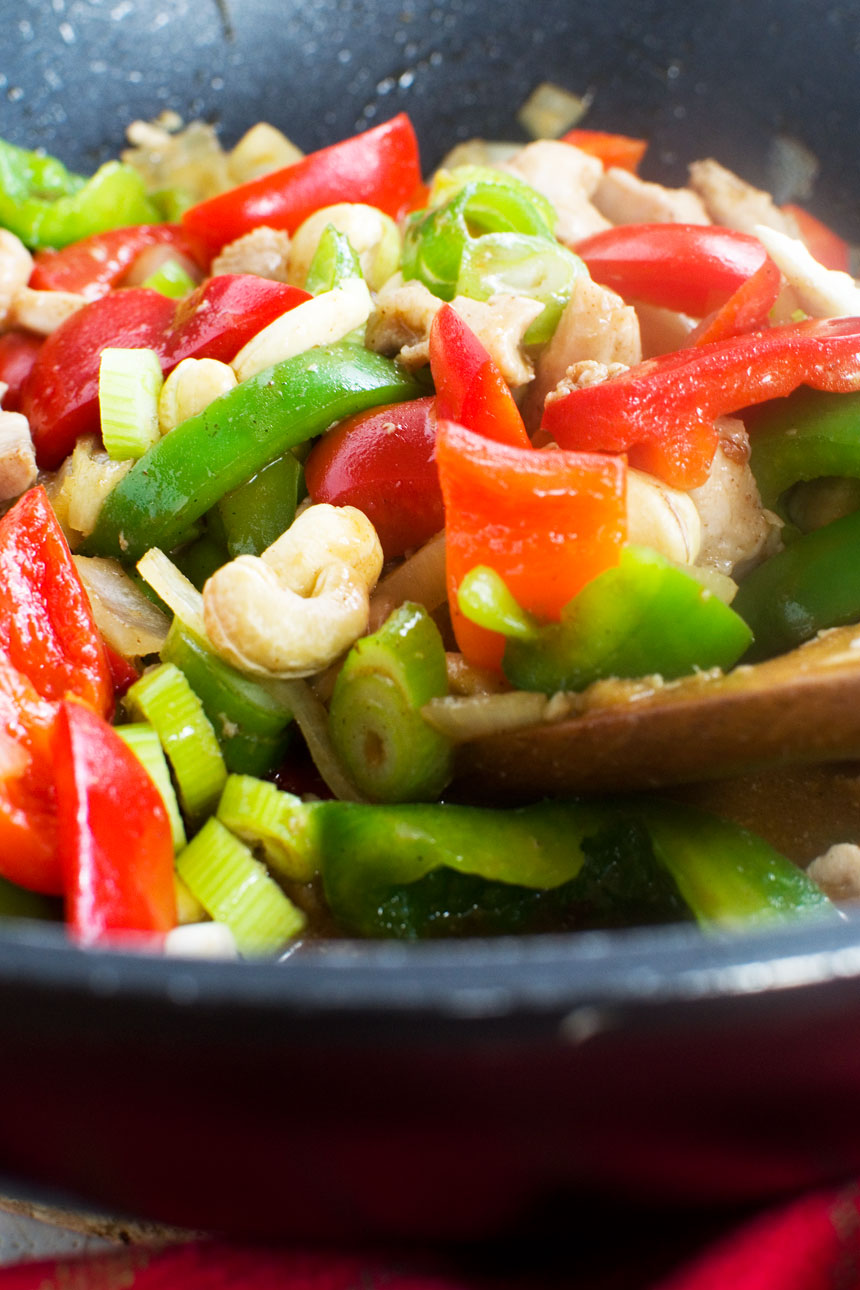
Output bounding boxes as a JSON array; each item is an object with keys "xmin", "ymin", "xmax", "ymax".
[
  {"xmin": 177, "ymin": 818, "xmax": 306, "ymax": 956},
  {"xmin": 328, "ymin": 602, "xmax": 453, "ymax": 802},
  {"xmin": 98, "ymin": 347, "xmax": 163, "ymax": 460},
  {"xmin": 125, "ymin": 662, "xmax": 227, "ymax": 823},
  {"xmin": 216, "ymin": 774, "xmax": 320, "ymax": 882},
  {"xmin": 115, "ymin": 721, "xmax": 186, "ymax": 852}
]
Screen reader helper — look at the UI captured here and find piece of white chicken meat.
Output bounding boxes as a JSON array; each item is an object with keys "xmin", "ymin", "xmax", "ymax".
[
  {"xmin": 365, "ymin": 275, "xmax": 541, "ymax": 388},
  {"xmin": 500, "ymin": 140, "xmax": 611, "ymax": 245}
]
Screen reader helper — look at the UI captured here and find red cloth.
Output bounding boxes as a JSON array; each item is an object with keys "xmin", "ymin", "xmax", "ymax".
[{"xmin": 1, "ymin": 1186, "xmax": 859, "ymax": 1290}]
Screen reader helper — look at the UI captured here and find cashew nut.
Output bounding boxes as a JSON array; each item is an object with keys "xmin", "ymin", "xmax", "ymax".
[
  {"xmin": 289, "ymin": 203, "xmax": 402, "ymax": 292},
  {"xmin": 158, "ymin": 357, "xmax": 238, "ymax": 433},
  {"xmin": 203, "ymin": 503, "xmax": 384, "ymax": 678}
]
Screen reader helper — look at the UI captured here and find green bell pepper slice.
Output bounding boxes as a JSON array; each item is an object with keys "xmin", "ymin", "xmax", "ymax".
[
  {"xmin": 459, "ymin": 546, "xmax": 753, "ymax": 693},
  {"xmin": 732, "ymin": 507, "xmax": 860, "ymax": 659},
  {"xmin": 315, "ymin": 796, "xmax": 833, "ymax": 938},
  {"xmin": 161, "ymin": 619, "xmax": 294, "ymax": 777},
  {"xmin": 749, "ymin": 389, "xmax": 860, "ymax": 533},
  {"xmin": 83, "ymin": 342, "xmax": 421, "ymax": 563},
  {"xmin": 0, "ymin": 138, "xmax": 160, "ymax": 249}
]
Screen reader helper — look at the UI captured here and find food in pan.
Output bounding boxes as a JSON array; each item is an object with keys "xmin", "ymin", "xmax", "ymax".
[{"xmin": 0, "ymin": 109, "xmax": 857, "ymax": 951}]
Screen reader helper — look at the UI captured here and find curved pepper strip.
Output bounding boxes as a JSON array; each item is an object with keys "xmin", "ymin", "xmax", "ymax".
[
  {"xmin": 0, "ymin": 138, "xmax": 160, "ymax": 250},
  {"xmin": 429, "ymin": 305, "xmax": 530, "ymax": 448},
  {"xmin": 435, "ymin": 418, "xmax": 626, "ymax": 671},
  {"xmin": 459, "ymin": 547, "xmax": 753, "ymax": 693},
  {"xmin": 732, "ymin": 507, "xmax": 860, "ymax": 661},
  {"xmin": 561, "ymin": 129, "xmax": 648, "ymax": 172},
  {"xmin": 689, "ymin": 259, "xmax": 782, "ymax": 346},
  {"xmin": 0, "ymin": 487, "xmax": 113, "ymax": 717},
  {"xmin": 30, "ymin": 224, "xmax": 209, "ymax": 300},
  {"xmin": 84, "ymin": 343, "xmax": 422, "ymax": 563},
  {"xmin": 747, "ymin": 388, "xmax": 860, "ymax": 520},
  {"xmin": 22, "ymin": 274, "xmax": 310, "ymax": 469},
  {"xmin": 314, "ymin": 796, "xmax": 832, "ymax": 938},
  {"xmin": 53, "ymin": 698, "xmax": 176, "ymax": 944},
  {"xmin": 0, "ymin": 659, "xmax": 62, "ymax": 895},
  {"xmin": 541, "ymin": 317, "xmax": 860, "ymax": 490},
  {"xmin": 574, "ymin": 223, "xmax": 778, "ymax": 318},
  {"xmin": 182, "ymin": 114, "xmax": 422, "ymax": 253}
]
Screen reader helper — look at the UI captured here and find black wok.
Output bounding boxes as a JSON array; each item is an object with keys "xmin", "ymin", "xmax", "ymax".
[{"xmin": 2, "ymin": 0, "xmax": 860, "ymax": 1242}]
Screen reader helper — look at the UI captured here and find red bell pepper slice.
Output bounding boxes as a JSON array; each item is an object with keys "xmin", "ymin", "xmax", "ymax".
[
  {"xmin": 0, "ymin": 486, "xmax": 113, "ymax": 717},
  {"xmin": 304, "ymin": 396, "xmax": 443, "ymax": 559},
  {"xmin": 53, "ymin": 698, "xmax": 176, "ymax": 944},
  {"xmin": 29, "ymin": 224, "xmax": 209, "ymax": 301},
  {"xmin": 0, "ymin": 659, "xmax": 62, "ymax": 895},
  {"xmin": 435, "ymin": 419, "xmax": 627, "ymax": 670},
  {"xmin": 561, "ymin": 129, "xmax": 648, "ymax": 173},
  {"xmin": 575, "ymin": 223, "xmax": 777, "ymax": 318},
  {"xmin": 541, "ymin": 316, "xmax": 860, "ymax": 490},
  {"xmin": 429, "ymin": 305, "xmax": 530, "ymax": 449},
  {"xmin": 0, "ymin": 331, "xmax": 43, "ymax": 412},
  {"xmin": 182, "ymin": 114, "xmax": 422, "ymax": 253},
  {"xmin": 689, "ymin": 259, "xmax": 782, "ymax": 347},
  {"xmin": 22, "ymin": 274, "xmax": 310, "ymax": 468},
  {"xmin": 783, "ymin": 203, "xmax": 851, "ymax": 273}
]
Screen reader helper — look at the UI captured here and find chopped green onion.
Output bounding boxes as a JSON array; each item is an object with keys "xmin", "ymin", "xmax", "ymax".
[
  {"xmin": 177, "ymin": 817, "xmax": 306, "ymax": 956},
  {"xmin": 457, "ymin": 233, "xmax": 585, "ymax": 344},
  {"xmin": 458, "ymin": 566, "xmax": 542, "ymax": 641},
  {"xmin": 140, "ymin": 257, "xmax": 197, "ymax": 298},
  {"xmin": 98, "ymin": 346, "xmax": 163, "ymax": 461},
  {"xmin": 125, "ymin": 662, "xmax": 227, "ymax": 823},
  {"xmin": 217, "ymin": 774, "xmax": 320, "ymax": 882},
  {"xmin": 137, "ymin": 547, "xmax": 207, "ymax": 638},
  {"xmin": 114, "ymin": 721, "xmax": 186, "ymax": 852},
  {"xmin": 328, "ymin": 602, "xmax": 453, "ymax": 802},
  {"xmin": 304, "ymin": 224, "xmax": 363, "ymax": 295}
]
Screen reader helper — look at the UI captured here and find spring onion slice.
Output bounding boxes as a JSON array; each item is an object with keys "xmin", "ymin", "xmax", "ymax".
[
  {"xmin": 126, "ymin": 663, "xmax": 227, "ymax": 823},
  {"xmin": 115, "ymin": 721, "xmax": 186, "ymax": 852},
  {"xmin": 328, "ymin": 602, "xmax": 454, "ymax": 802},
  {"xmin": 137, "ymin": 547, "xmax": 207, "ymax": 637},
  {"xmin": 141, "ymin": 257, "xmax": 197, "ymax": 299},
  {"xmin": 98, "ymin": 346, "xmax": 163, "ymax": 460},
  {"xmin": 217, "ymin": 774, "xmax": 320, "ymax": 882},
  {"xmin": 177, "ymin": 817, "xmax": 306, "ymax": 956}
]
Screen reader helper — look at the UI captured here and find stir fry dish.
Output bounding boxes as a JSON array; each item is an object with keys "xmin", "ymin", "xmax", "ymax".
[{"xmin": 1, "ymin": 109, "xmax": 859, "ymax": 953}]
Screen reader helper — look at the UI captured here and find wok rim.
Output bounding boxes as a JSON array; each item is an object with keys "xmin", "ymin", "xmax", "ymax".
[{"xmin": 1, "ymin": 911, "xmax": 859, "ymax": 1023}]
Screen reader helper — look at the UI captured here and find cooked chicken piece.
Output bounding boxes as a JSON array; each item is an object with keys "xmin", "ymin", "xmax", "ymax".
[
  {"xmin": 633, "ymin": 301, "xmax": 698, "ymax": 358},
  {"xmin": 687, "ymin": 158, "xmax": 796, "ymax": 235},
  {"xmin": 0, "ymin": 230, "xmax": 33, "ymax": 328},
  {"xmin": 0, "ymin": 411, "xmax": 37, "ymax": 501},
  {"xmin": 754, "ymin": 224, "xmax": 860, "ymax": 318},
  {"xmin": 366, "ymin": 276, "xmax": 541, "ymax": 386},
  {"xmin": 594, "ymin": 167, "xmax": 710, "ymax": 225},
  {"xmin": 807, "ymin": 843, "xmax": 860, "ymax": 903},
  {"xmin": 521, "ymin": 276, "xmax": 641, "ymax": 428},
  {"xmin": 502, "ymin": 141, "xmax": 611, "ymax": 244},
  {"xmin": 688, "ymin": 417, "xmax": 782, "ymax": 577},
  {"xmin": 211, "ymin": 226, "xmax": 292, "ymax": 282},
  {"xmin": 452, "ymin": 294, "xmax": 542, "ymax": 386}
]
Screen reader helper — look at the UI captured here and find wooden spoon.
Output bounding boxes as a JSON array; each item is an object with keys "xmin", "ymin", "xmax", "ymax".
[{"xmin": 451, "ymin": 622, "xmax": 860, "ymax": 802}]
